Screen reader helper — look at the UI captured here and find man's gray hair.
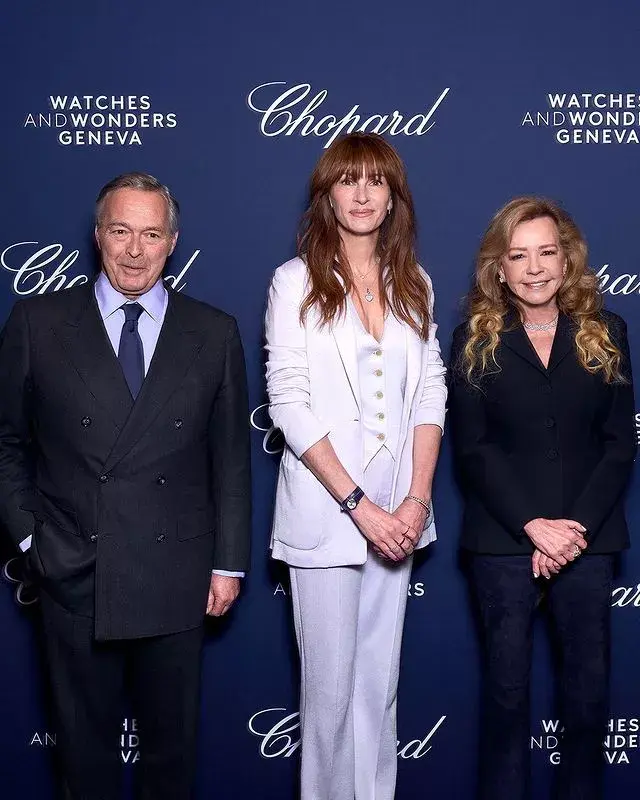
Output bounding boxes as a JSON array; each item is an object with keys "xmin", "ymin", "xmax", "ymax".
[{"xmin": 95, "ymin": 172, "xmax": 180, "ymax": 234}]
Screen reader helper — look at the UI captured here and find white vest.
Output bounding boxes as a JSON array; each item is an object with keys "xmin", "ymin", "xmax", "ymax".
[{"xmin": 349, "ymin": 299, "xmax": 407, "ymax": 468}]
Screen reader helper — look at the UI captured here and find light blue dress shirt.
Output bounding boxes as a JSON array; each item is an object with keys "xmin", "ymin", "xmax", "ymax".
[{"xmin": 22, "ymin": 274, "xmax": 243, "ymax": 579}]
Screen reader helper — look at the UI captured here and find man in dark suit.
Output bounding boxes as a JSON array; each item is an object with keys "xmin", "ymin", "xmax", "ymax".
[{"xmin": 0, "ymin": 173, "xmax": 252, "ymax": 799}]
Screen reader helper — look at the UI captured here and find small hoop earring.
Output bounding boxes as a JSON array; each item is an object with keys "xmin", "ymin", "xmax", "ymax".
[{"xmin": 498, "ymin": 274, "xmax": 505, "ymax": 284}]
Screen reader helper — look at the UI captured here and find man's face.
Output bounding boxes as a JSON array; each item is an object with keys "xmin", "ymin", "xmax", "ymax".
[{"xmin": 95, "ymin": 188, "xmax": 178, "ymax": 299}]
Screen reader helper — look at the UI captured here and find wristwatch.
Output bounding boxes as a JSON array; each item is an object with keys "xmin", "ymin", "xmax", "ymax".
[{"xmin": 339, "ymin": 486, "xmax": 364, "ymax": 513}]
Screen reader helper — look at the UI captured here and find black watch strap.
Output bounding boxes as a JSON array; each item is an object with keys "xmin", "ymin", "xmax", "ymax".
[{"xmin": 339, "ymin": 486, "xmax": 364, "ymax": 513}]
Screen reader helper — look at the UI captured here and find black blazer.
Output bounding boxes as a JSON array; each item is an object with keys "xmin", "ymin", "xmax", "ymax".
[
  {"xmin": 448, "ymin": 310, "xmax": 636, "ymax": 555},
  {"xmin": 0, "ymin": 281, "xmax": 251, "ymax": 639}
]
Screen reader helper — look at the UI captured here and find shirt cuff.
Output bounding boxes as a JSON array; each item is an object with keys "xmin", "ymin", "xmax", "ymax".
[
  {"xmin": 212, "ymin": 569, "xmax": 245, "ymax": 578},
  {"xmin": 19, "ymin": 535, "xmax": 32, "ymax": 552}
]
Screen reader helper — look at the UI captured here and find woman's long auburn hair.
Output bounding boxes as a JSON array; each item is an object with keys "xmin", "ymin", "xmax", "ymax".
[
  {"xmin": 462, "ymin": 196, "xmax": 624, "ymax": 384},
  {"xmin": 298, "ymin": 133, "xmax": 431, "ymax": 339}
]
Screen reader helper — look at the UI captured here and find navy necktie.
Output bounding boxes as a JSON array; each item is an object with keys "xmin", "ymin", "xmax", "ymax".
[{"xmin": 117, "ymin": 303, "xmax": 145, "ymax": 399}]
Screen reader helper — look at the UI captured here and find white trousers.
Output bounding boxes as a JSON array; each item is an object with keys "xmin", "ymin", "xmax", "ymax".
[{"xmin": 289, "ymin": 448, "xmax": 413, "ymax": 800}]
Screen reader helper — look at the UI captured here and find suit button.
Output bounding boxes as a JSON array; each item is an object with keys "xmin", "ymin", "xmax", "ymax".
[
  {"xmin": 174, "ymin": 418, "xmax": 183, "ymax": 429},
  {"xmin": 99, "ymin": 473, "xmax": 109, "ymax": 484},
  {"xmin": 156, "ymin": 475, "xmax": 166, "ymax": 486},
  {"xmin": 89, "ymin": 533, "xmax": 98, "ymax": 543},
  {"xmin": 374, "ymin": 349, "xmax": 382, "ymax": 357},
  {"xmin": 156, "ymin": 533, "xmax": 166, "ymax": 543},
  {"xmin": 81, "ymin": 416, "xmax": 92, "ymax": 427},
  {"xmin": 545, "ymin": 417, "xmax": 555, "ymax": 428},
  {"xmin": 541, "ymin": 384, "xmax": 552, "ymax": 394},
  {"xmin": 377, "ymin": 433, "xmax": 386, "ymax": 441},
  {"xmin": 374, "ymin": 369, "xmax": 383, "ymax": 377},
  {"xmin": 375, "ymin": 391, "xmax": 384, "ymax": 399},
  {"xmin": 547, "ymin": 448, "xmax": 558, "ymax": 460}
]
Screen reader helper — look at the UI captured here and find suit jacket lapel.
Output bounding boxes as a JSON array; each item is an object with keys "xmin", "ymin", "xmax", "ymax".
[
  {"xmin": 52, "ymin": 282, "xmax": 134, "ymax": 430},
  {"xmin": 400, "ymin": 323, "xmax": 423, "ymax": 429},
  {"xmin": 500, "ymin": 311, "xmax": 548, "ymax": 376},
  {"xmin": 332, "ymin": 307, "xmax": 362, "ymax": 414},
  {"xmin": 102, "ymin": 289, "xmax": 205, "ymax": 472},
  {"xmin": 547, "ymin": 312, "xmax": 575, "ymax": 373},
  {"xmin": 501, "ymin": 309, "xmax": 574, "ymax": 375}
]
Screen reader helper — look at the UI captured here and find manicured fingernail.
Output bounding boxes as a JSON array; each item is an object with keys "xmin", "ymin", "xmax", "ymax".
[{"xmin": 533, "ymin": 572, "xmax": 539, "ymax": 579}]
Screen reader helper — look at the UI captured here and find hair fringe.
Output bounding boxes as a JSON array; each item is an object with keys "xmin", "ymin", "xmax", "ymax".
[{"xmin": 298, "ymin": 133, "xmax": 431, "ymax": 340}]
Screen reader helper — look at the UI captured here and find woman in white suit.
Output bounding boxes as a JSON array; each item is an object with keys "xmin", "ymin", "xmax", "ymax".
[{"xmin": 265, "ymin": 133, "xmax": 446, "ymax": 800}]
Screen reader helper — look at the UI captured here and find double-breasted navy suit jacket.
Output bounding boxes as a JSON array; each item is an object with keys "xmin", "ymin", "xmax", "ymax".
[{"xmin": 0, "ymin": 280, "xmax": 251, "ymax": 639}]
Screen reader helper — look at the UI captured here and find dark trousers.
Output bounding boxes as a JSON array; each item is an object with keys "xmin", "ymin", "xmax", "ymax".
[
  {"xmin": 40, "ymin": 591, "xmax": 204, "ymax": 800},
  {"xmin": 467, "ymin": 554, "xmax": 614, "ymax": 800}
]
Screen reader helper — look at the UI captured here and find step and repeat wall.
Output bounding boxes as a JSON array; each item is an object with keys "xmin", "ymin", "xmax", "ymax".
[{"xmin": 2, "ymin": 2, "xmax": 640, "ymax": 797}]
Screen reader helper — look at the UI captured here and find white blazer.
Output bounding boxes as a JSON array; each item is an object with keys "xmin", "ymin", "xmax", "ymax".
[{"xmin": 265, "ymin": 257, "xmax": 447, "ymax": 568}]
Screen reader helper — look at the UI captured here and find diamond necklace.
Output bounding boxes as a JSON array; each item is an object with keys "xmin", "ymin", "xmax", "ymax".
[{"xmin": 523, "ymin": 314, "xmax": 558, "ymax": 332}]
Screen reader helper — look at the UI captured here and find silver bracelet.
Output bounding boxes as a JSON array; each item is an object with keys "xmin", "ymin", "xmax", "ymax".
[{"xmin": 405, "ymin": 495, "xmax": 432, "ymax": 517}]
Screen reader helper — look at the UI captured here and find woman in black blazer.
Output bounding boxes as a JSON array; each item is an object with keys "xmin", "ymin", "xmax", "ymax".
[{"xmin": 448, "ymin": 197, "xmax": 636, "ymax": 800}]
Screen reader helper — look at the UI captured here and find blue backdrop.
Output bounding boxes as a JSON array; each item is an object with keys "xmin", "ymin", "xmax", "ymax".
[{"xmin": 2, "ymin": 2, "xmax": 640, "ymax": 797}]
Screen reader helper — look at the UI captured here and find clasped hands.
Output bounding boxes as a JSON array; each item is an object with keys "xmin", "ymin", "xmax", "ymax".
[
  {"xmin": 524, "ymin": 518, "xmax": 588, "ymax": 580},
  {"xmin": 350, "ymin": 496, "xmax": 428, "ymax": 561}
]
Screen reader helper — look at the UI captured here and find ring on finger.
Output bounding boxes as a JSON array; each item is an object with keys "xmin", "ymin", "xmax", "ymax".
[{"xmin": 572, "ymin": 545, "xmax": 581, "ymax": 559}]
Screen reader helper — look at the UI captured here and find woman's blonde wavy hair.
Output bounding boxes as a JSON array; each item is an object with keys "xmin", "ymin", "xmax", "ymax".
[{"xmin": 462, "ymin": 196, "xmax": 624, "ymax": 384}]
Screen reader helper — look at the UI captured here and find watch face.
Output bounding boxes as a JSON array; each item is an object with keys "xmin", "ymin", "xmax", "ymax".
[{"xmin": 346, "ymin": 498, "xmax": 357, "ymax": 510}]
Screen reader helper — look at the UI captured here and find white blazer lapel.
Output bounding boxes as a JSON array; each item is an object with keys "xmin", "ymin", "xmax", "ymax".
[
  {"xmin": 332, "ymin": 310, "xmax": 362, "ymax": 415},
  {"xmin": 399, "ymin": 324, "xmax": 424, "ymax": 435}
]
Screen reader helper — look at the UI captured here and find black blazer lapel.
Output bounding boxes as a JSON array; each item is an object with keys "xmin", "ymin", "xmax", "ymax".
[
  {"xmin": 102, "ymin": 290, "xmax": 206, "ymax": 472},
  {"xmin": 547, "ymin": 313, "xmax": 575, "ymax": 373},
  {"xmin": 52, "ymin": 282, "xmax": 134, "ymax": 430},
  {"xmin": 500, "ymin": 311, "xmax": 548, "ymax": 376}
]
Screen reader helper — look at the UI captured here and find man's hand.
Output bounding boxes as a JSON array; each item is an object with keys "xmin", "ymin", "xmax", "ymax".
[{"xmin": 206, "ymin": 574, "xmax": 240, "ymax": 617}]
